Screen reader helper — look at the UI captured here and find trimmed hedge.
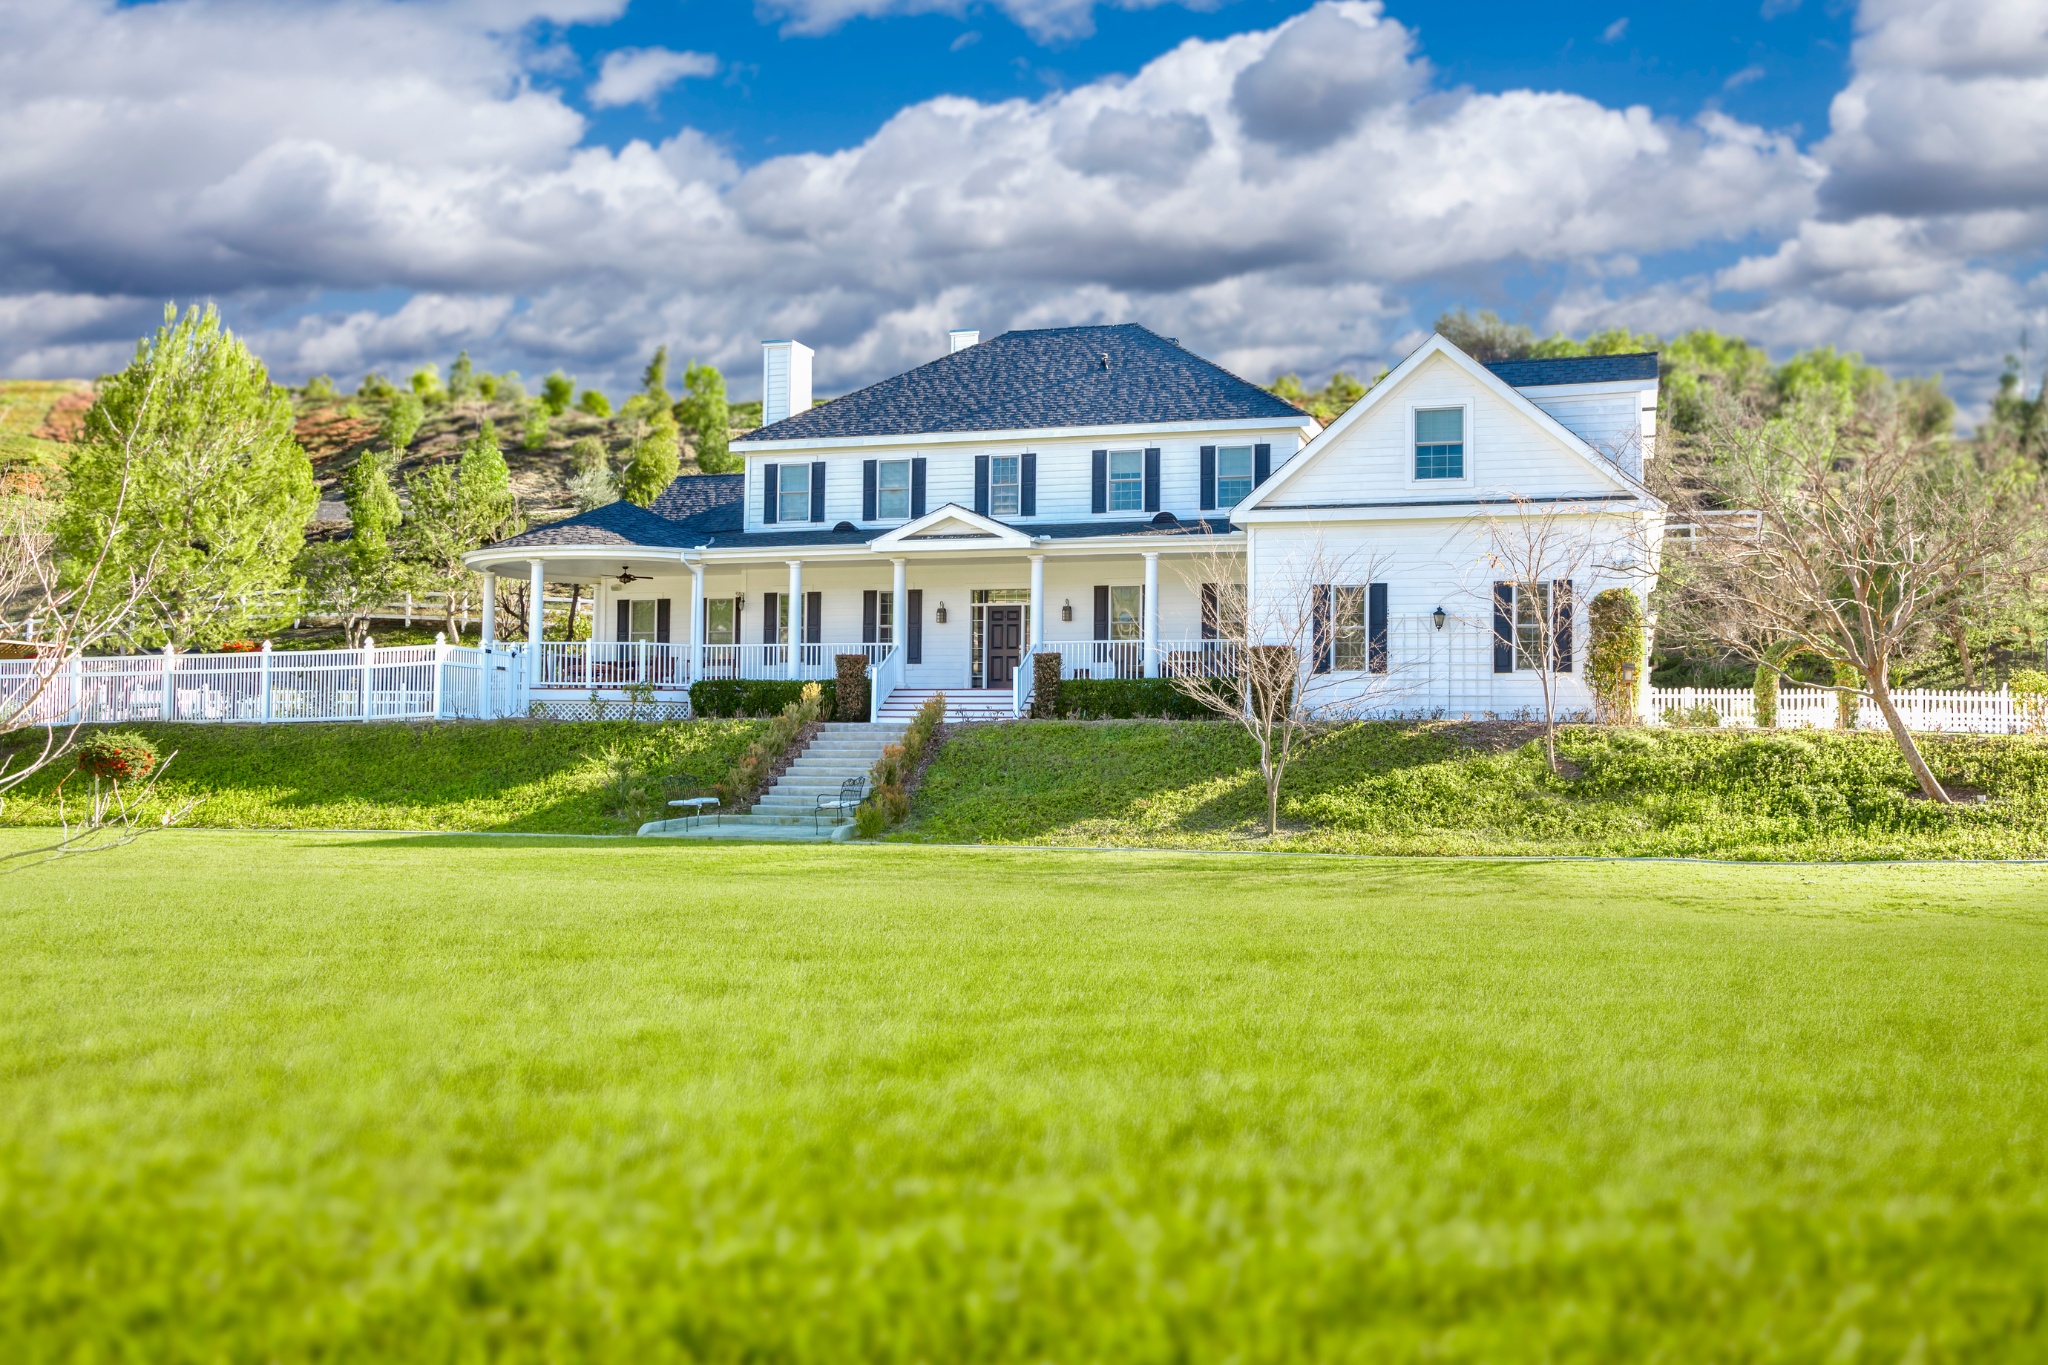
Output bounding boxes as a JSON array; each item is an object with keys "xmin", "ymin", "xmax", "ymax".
[
  {"xmin": 691, "ymin": 679, "xmax": 839, "ymax": 718},
  {"xmin": 1056, "ymin": 677, "xmax": 1220, "ymax": 720}
]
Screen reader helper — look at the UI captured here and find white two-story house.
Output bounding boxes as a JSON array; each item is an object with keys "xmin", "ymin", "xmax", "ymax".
[{"xmin": 466, "ymin": 324, "xmax": 1661, "ymax": 721}]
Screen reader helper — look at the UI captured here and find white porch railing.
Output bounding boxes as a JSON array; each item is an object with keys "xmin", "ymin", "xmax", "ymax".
[
  {"xmin": 536, "ymin": 641, "xmax": 686, "ymax": 689},
  {"xmin": 1649, "ymin": 684, "xmax": 2035, "ymax": 733},
  {"xmin": 871, "ymin": 646, "xmax": 905, "ymax": 722},
  {"xmin": 693, "ymin": 641, "xmax": 887, "ymax": 683}
]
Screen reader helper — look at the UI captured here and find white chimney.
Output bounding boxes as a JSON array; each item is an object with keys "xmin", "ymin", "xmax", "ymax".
[
  {"xmin": 948, "ymin": 329, "xmax": 979, "ymax": 354},
  {"xmin": 761, "ymin": 339, "xmax": 814, "ymax": 426}
]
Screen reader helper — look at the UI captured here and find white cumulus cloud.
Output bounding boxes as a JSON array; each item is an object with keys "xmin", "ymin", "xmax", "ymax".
[{"xmin": 587, "ymin": 47, "xmax": 719, "ymax": 109}]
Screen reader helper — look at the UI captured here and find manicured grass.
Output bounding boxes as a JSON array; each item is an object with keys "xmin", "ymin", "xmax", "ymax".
[
  {"xmin": 0, "ymin": 720, "xmax": 762, "ymax": 834},
  {"xmin": 1, "ymin": 832, "xmax": 2044, "ymax": 1359},
  {"xmin": 906, "ymin": 719, "xmax": 2048, "ymax": 858}
]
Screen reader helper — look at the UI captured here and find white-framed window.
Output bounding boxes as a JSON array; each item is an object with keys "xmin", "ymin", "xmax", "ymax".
[
  {"xmin": 1514, "ymin": 581, "xmax": 1552, "ymax": 671},
  {"xmin": 777, "ymin": 463, "xmax": 812, "ymax": 523},
  {"xmin": 877, "ymin": 592, "xmax": 894, "ymax": 645},
  {"xmin": 1414, "ymin": 408, "xmax": 1465, "ymax": 480},
  {"xmin": 1331, "ymin": 585, "xmax": 1368, "ymax": 671},
  {"xmin": 704, "ymin": 598, "xmax": 735, "ymax": 646},
  {"xmin": 1216, "ymin": 445, "xmax": 1255, "ymax": 505},
  {"xmin": 626, "ymin": 600, "xmax": 660, "ymax": 643},
  {"xmin": 1108, "ymin": 449, "xmax": 1144, "ymax": 511},
  {"xmin": 990, "ymin": 455, "xmax": 1021, "ymax": 516},
  {"xmin": 1109, "ymin": 585, "xmax": 1144, "ymax": 640},
  {"xmin": 877, "ymin": 459, "xmax": 911, "ymax": 520}
]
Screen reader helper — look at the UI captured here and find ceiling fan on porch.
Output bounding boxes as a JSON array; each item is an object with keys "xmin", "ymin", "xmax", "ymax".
[{"xmin": 614, "ymin": 566, "xmax": 646, "ymax": 584}]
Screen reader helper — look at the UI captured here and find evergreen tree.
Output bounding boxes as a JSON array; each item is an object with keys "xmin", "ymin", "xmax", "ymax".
[
  {"xmin": 641, "ymin": 345, "xmax": 671, "ymax": 409},
  {"xmin": 676, "ymin": 360, "xmax": 731, "ymax": 472},
  {"xmin": 617, "ymin": 408, "xmax": 680, "ymax": 506},
  {"xmin": 576, "ymin": 388, "xmax": 611, "ymax": 418},
  {"xmin": 457, "ymin": 420, "xmax": 521, "ymax": 541},
  {"xmin": 301, "ymin": 448, "xmax": 403, "ymax": 645},
  {"xmin": 379, "ymin": 390, "xmax": 426, "ymax": 452},
  {"xmin": 540, "ymin": 371, "xmax": 575, "ymax": 416},
  {"xmin": 55, "ymin": 303, "xmax": 316, "ymax": 649},
  {"xmin": 521, "ymin": 402, "xmax": 551, "ymax": 451},
  {"xmin": 447, "ymin": 350, "xmax": 478, "ymax": 402},
  {"xmin": 396, "ymin": 421, "xmax": 522, "ymax": 637},
  {"xmin": 410, "ymin": 364, "xmax": 445, "ymax": 404}
]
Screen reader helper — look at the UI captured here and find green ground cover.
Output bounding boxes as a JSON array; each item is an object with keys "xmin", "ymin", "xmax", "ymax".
[
  {"xmin": 906, "ymin": 720, "xmax": 2048, "ymax": 859},
  {"xmin": 0, "ymin": 721, "xmax": 760, "ymax": 833},
  {"xmin": 0, "ymin": 833, "xmax": 2043, "ymax": 1359}
]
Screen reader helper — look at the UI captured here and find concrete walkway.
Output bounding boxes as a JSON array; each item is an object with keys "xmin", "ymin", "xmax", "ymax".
[{"xmin": 637, "ymin": 721, "xmax": 905, "ymax": 841}]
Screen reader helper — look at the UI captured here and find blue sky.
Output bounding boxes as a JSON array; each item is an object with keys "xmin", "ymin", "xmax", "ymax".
[{"xmin": 2, "ymin": 0, "xmax": 2043, "ymax": 408}]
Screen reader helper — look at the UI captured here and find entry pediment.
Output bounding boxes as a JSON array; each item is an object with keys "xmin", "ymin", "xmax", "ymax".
[{"xmin": 868, "ymin": 503, "xmax": 1034, "ymax": 551}]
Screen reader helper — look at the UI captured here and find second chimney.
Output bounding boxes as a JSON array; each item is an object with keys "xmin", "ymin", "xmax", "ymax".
[
  {"xmin": 761, "ymin": 339, "xmax": 814, "ymax": 426},
  {"xmin": 948, "ymin": 329, "xmax": 979, "ymax": 354}
]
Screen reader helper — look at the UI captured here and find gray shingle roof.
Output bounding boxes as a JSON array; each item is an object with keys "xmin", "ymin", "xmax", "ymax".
[
  {"xmin": 740, "ymin": 323, "xmax": 1303, "ymax": 443},
  {"xmin": 492, "ymin": 474, "xmax": 743, "ymax": 550},
  {"xmin": 1484, "ymin": 352, "xmax": 1659, "ymax": 387}
]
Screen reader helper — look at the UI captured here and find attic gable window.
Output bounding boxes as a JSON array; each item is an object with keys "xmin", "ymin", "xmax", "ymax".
[{"xmin": 1415, "ymin": 408, "xmax": 1465, "ymax": 480}]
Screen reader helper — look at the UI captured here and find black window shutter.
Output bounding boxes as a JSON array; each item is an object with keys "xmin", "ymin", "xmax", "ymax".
[
  {"xmin": 762, "ymin": 463, "xmax": 779, "ymax": 524},
  {"xmin": 1199, "ymin": 445, "xmax": 1216, "ymax": 510},
  {"xmin": 1552, "ymin": 579, "xmax": 1574, "ymax": 673},
  {"xmin": 1493, "ymin": 583, "xmax": 1515, "ymax": 673},
  {"xmin": 616, "ymin": 599, "xmax": 629, "ymax": 641},
  {"xmin": 907, "ymin": 589, "xmax": 923, "ymax": 664},
  {"xmin": 809, "ymin": 462, "xmax": 826, "ymax": 523},
  {"xmin": 763, "ymin": 591, "xmax": 779, "ymax": 645},
  {"xmin": 1143, "ymin": 448, "xmax": 1161, "ymax": 512},
  {"xmin": 1091, "ymin": 450, "xmax": 1108, "ymax": 514},
  {"xmin": 1094, "ymin": 585, "xmax": 1110, "ymax": 641},
  {"xmin": 1254, "ymin": 443, "xmax": 1271, "ymax": 486},
  {"xmin": 656, "ymin": 598, "xmax": 672, "ymax": 644},
  {"xmin": 1201, "ymin": 583, "xmax": 1218, "ymax": 640},
  {"xmin": 1020, "ymin": 453, "xmax": 1036, "ymax": 517},
  {"xmin": 862, "ymin": 460, "xmax": 877, "ymax": 521},
  {"xmin": 806, "ymin": 591, "xmax": 821, "ymax": 644},
  {"xmin": 1368, "ymin": 583, "xmax": 1388, "ymax": 675},
  {"xmin": 911, "ymin": 459, "xmax": 927, "ymax": 518},
  {"xmin": 1312, "ymin": 585, "xmax": 1332, "ymax": 674},
  {"xmin": 974, "ymin": 455, "xmax": 990, "ymax": 516},
  {"xmin": 862, "ymin": 590, "xmax": 877, "ymax": 644}
]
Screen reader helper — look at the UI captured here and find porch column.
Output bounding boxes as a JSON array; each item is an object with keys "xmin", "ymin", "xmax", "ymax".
[
  {"xmin": 1028, "ymin": 554, "xmax": 1044, "ymax": 653},
  {"xmin": 786, "ymin": 559, "xmax": 803, "ymax": 680},
  {"xmin": 479, "ymin": 571, "xmax": 496, "ymax": 719},
  {"xmin": 528, "ymin": 559, "xmax": 545, "ymax": 688},
  {"xmin": 689, "ymin": 561, "xmax": 705, "ymax": 684},
  {"xmin": 1142, "ymin": 551, "xmax": 1160, "ymax": 678},
  {"xmin": 891, "ymin": 558, "xmax": 907, "ymax": 654}
]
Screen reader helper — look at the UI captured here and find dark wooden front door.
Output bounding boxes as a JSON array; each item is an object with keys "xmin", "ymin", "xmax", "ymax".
[{"xmin": 985, "ymin": 606, "xmax": 1023, "ymax": 687}]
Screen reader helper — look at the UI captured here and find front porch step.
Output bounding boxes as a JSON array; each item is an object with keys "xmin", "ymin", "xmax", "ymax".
[
  {"xmin": 875, "ymin": 689, "xmax": 1016, "ymax": 723},
  {"xmin": 640, "ymin": 720, "xmax": 904, "ymax": 841}
]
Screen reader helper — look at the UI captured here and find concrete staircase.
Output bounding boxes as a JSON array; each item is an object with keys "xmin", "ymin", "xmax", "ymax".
[
  {"xmin": 876, "ymin": 688, "xmax": 1015, "ymax": 724},
  {"xmin": 638, "ymin": 721, "xmax": 904, "ymax": 841}
]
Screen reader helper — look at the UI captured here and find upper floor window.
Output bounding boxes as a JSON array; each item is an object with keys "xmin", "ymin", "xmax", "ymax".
[
  {"xmin": 990, "ymin": 455, "xmax": 1021, "ymax": 516},
  {"xmin": 1415, "ymin": 408, "xmax": 1464, "ymax": 479},
  {"xmin": 777, "ymin": 463, "xmax": 812, "ymax": 523},
  {"xmin": 877, "ymin": 459, "xmax": 911, "ymax": 519},
  {"xmin": 1216, "ymin": 445, "xmax": 1255, "ymax": 504},
  {"xmin": 1108, "ymin": 449, "xmax": 1144, "ymax": 512}
]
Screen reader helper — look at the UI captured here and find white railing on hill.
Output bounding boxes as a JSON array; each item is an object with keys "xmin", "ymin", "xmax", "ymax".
[{"xmin": 1649, "ymin": 684, "xmax": 2038, "ymax": 734}]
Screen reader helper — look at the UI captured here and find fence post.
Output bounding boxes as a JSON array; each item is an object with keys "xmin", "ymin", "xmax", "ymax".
[
  {"xmin": 405, "ymin": 592, "xmax": 414, "ymax": 628},
  {"xmin": 260, "ymin": 641, "xmax": 273, "ymax": 722},
  {"xmin": 433, "ymin": 632, "xmax": 446, "ymax": 719},
  {"xmin": 161, "ymin": 643, "xmax": 176, "ymax": 721},
  {"xmin": 362, "ymin": 636, "xmax": 375, "ymax": 721}
]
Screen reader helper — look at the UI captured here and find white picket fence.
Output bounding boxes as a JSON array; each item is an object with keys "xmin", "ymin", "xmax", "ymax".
[
  {"xmin": 1, "ymin": 642, "xmax": 524, "ymax": 726},
  {"xmin": 1648, "ymin": 684, "xmax": 2040, "ymax": 734}
]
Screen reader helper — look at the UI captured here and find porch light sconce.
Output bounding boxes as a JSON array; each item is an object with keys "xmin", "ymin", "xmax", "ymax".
[
  {"xmin": 1620, "ymin": 663, "xmax": 1637, "ymax": 683},
  {"xmin": 935, "ymin": 601, "xmax": 949, "ymax": 624},
  {"xmin": 1061, "ymin": 598, "xmax": 1073, "ymax": 622},
  {"xmin": 734, "ymin": 594, "xmax": 746, "ymax": 612},
  {"xmin": 1432, "ymin": 606, "xmax": 1447, "ymax": 631}
]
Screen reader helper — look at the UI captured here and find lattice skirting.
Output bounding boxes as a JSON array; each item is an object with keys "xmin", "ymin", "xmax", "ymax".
[{"xmin": 524, "ymin": 699, "xmax": 694, "ymax": 722}]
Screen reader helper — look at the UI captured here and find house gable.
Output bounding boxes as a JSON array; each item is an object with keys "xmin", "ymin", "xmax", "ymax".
[
  {"xmin": 1241, "ymin": 336, "xmax": 1651, "ymax": 514},
  {"xmin": 867, "ymin": 503, "xmax": 1034, "ymax": 551}
]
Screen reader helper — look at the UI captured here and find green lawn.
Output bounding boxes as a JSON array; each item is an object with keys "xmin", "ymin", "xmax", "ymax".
[
  {"xmin": 0, "ymin": 720, "xmax": 761, "ymax": 833},
  {"xmin": 2, "ymin": 832, "xmax": 2044, "ymax": 1360},
  {"xmin": 905, "ymin": 720, "xmax": 2048, "ymax": 858}
]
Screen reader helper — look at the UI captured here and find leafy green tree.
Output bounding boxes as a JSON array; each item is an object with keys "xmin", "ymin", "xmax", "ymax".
[
  {"xmin": 617, "ymin": 409, "xmax": 680, "ymax": 506},
  {"xmin": 539, "ymin": 371, "xmax": 575, "ymax": 416},
  {"xmin": 302, "ymin": 449, "xmax": 404, "ymax": 645},
  {"xmin": 576, "ymin": 388, "xmax": 612, "ymax": 417},
  {"xmin": 396, "ymin": 421, "xmax": 522, "ymax": 637},
  {"xmin": 380, "ymin": 390, "xmax": 426, "ymax": 453},
  {"xmin": 301, "ymin": 374, "xmax": 338, "ymax": 400},
  {"xmin": 410, "ymin": 364, "xmax": 445, "ymax": 404},
  {"xmin": 1267, "ymin": 370, "xmax": 1374, "ymax": 424},
  {"xmin": 521, "ymin": 402, "xmax": 551, "ymax": 451},
  {"xmin": 356, "ymin": 372, "xmax": 398, "ymax": 401},
  {"xmin": 1434, "ymin": 308, "xmax": 1535, "ymax": 362},
  {"xmin": 447, "ymin": 351, "xmax": 478, "ymax": 402},
  {"xmin": 676, "ymin": 360, "xmax": 732, "ymax": 471},
  {"xmin": 641, "ymin": 345, "xmax": 671, "ymax": 409},
  {"xmin": 55, "ymin": 303, "xmax": 316, "ymax": 650},
  {"xmin": 568, "ymin": 435, "xmax": 617, "ymax": 510}
]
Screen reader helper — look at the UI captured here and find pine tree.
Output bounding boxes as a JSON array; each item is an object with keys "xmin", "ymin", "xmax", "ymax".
[
  {"xmin": 380, "ymin": 391, "xmax": 425, "ymax": 453},
  {"xmin": 447, "ymin": 351, "xmax": 478, "ymax": 402},
  {"xmin": 55, "ymin": 303, "xmax": 316, "ymax": 649},
  {"xmin": 617, "ymin": 409, "xmax": 680, "ymax": 506},
  {"xmin": 641, "ymin": 345, "xmax": 671, "ymax": 409},
  {"xmin": 676, "ymin": 360, "xmax": 731, "ymax": 472},
  {"xmin": 540, "ymin": 371, "xmax": 575, "ymax": 416}
]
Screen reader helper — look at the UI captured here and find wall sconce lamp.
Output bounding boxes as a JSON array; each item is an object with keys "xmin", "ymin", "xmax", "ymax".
[
  {"xmin": 935, "ymin": 601, "xmax": 949, "ymax": 624},
  {"xmin": 1432, "ymin": 606, "xmax": 1447, "ymax": 631},
  {"xmin": 1620, "ymin": 662, "xmax": 1637, "ymax": 684},
  {"xmin": 734, "ymin": 593, "xmax": 746, "ymax": 612},
  {"xmin": 1061, "ymin": 598, "xmax": 1073, "ymax": 622}
]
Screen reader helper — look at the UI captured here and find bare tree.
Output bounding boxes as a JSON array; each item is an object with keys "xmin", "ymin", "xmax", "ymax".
[
  {"xmin": 2, "ymin": 382, "xmax": 191, "ymax": 864},
  {"xmin": 1665, "ymin": 388, "xmax": 2045, "ymax": 803},
  {"xmin": 1169, "ymin": 534, "xmax": 1392, "ymax": 836},
  {"xmin": 1476, "ymin": 497, "xmax": 1613, "ymax": 772}
]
